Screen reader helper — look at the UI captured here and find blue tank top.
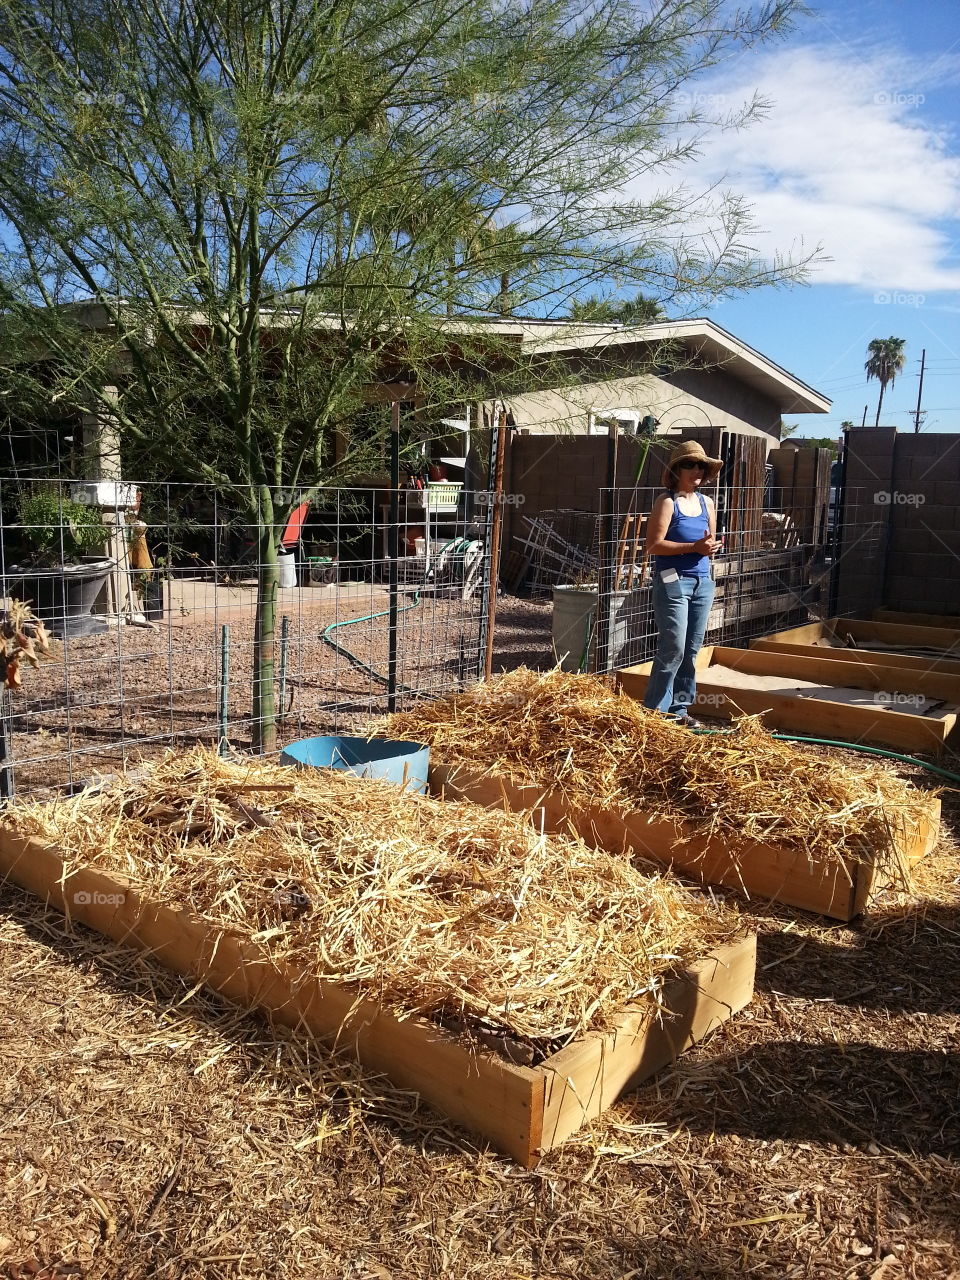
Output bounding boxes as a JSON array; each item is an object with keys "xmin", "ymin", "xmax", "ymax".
[{"xmin": 654, "ymin": 491, "xmax": 710, "ymax": 576}]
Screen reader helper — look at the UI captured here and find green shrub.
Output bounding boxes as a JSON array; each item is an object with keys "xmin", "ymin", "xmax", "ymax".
[{"xmin": 17, "ymin": 489, "xmax": 108, "ymax": 561}]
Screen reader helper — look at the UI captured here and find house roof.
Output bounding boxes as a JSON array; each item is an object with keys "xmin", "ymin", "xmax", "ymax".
[
  {"xmin": 464, "ymin": 316, "xmax": 832, "ymax": 415},
  {"xmin": 62, "ymin": 302, "xmax": 830, "ymax": 415}
]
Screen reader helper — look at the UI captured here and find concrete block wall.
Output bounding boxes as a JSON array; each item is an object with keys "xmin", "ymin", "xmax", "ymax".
[
  {"xmin": 836, "ymin": 428, "xmax": 960, "ymax": 618},
  {"xmin": 834, "ymin": 428, "xmax": 895, "ymax": 618}
]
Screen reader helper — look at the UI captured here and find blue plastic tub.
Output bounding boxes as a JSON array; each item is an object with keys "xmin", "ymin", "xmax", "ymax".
[{"xmin": 279, "ymin": 735, "xmax": 430, "ymax": 794}]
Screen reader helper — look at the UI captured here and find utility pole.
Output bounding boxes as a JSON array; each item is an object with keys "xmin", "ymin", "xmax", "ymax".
[
  {"xmin": 860, "ymin": 403, "xmax": 868, "ymax": 427},
  {"xmin": 912, "ymin": 348, "xmax": 926, "ymax": 433}
]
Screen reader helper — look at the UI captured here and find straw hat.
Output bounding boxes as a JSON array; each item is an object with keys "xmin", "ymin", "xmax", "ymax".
[{"xmin": 664, "ymin": 439, "xmax": 723, "ymax": 482}]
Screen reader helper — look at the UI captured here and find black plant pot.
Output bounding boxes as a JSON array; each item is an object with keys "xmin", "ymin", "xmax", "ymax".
[
  {"xmin": 141, "ymin": 575, "xmax": 165, "ymax": 620},
  {"xmin": 9, "ymin": 559, "xmax": 115, "ymax": 637}
]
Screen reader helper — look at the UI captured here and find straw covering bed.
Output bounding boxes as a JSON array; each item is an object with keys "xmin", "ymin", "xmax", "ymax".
[
  {"xmin": 382, "ymin": 668, "xmax": 936, "ymax": 882},
  {"xmin": 4, "ymin": 748, "xmax": 741, "ymax": 1061}
]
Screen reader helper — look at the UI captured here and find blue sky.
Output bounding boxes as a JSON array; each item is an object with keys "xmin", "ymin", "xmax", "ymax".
[{"xmin": 650, "ymin": 0, "xmax": 960, "ymax": 438}]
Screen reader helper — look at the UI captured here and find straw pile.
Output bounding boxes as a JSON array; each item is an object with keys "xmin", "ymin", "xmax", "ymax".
[
  {"xmin": 4, "ymin": 747, "xmax": 741, "ymax": 1060},
  {"xmin": 382, "ymin": 668, "xmax": 935, "ymax": 876}
]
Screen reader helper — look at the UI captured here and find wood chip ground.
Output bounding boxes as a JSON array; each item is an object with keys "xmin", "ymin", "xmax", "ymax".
[{"xmin": 0, "ymin": 745, "xmax": 957, "ymax": 1279}]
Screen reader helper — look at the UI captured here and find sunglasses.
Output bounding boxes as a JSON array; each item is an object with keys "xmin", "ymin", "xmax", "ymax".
[{"xmin": 676, "ymin": 460, "xmax": 708, "ymax": 471}]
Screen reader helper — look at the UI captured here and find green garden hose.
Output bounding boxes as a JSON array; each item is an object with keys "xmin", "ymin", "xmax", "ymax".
[{"xmin": 320, "ymin": 589, "xmax": 422, "ymax": 691}]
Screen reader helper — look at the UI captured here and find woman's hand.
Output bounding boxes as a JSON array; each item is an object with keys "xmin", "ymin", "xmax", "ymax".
[{"xmin": 693, "ymin": 533, "xmax": 723, "ymax": 556}]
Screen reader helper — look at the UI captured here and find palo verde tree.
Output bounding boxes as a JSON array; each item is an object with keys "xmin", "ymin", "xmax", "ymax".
[{"xmin": 0, "ymin": 0, "xmax": 812, "ymax": 749}]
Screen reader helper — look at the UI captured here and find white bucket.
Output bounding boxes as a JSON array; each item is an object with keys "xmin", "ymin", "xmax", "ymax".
[
  {"xmin": 552, "ymin": 585, "xmax": 645, "ymax": 672},
  {"xmin": 277, "ymin": 549, "xmax": 297, "ymax": 588}
]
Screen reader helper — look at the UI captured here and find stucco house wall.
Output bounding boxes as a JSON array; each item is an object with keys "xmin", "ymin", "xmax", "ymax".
[{"xmin": 507, "ymin": 365, "xmax": 782, "ymax": 443}]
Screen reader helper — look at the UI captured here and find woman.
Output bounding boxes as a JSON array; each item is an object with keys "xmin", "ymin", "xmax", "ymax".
[{"xmin": 643, "ymin": 440, "xmax": 723, "ymax": 726}]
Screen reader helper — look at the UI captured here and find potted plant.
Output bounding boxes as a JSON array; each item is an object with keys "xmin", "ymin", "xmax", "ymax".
[{"xmin": 8, "ymin": 487, "xmax": 115, "ymax": 636}]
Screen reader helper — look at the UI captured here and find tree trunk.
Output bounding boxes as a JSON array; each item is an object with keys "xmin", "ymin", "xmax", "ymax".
[
  {"xmin": 874, "ymin": 382, "xmax": 885, "ymax": 427},
  {"xmin": 251, "ymin": 487, "xmax": 278, "ymax": 754}
]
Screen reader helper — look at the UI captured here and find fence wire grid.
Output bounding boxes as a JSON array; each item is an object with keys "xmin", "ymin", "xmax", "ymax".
[
  {"xmin": 0, "ymin": 479, "xmax": 495, "ymax": 800},
  {"xmin": 0, "ymin": 468, "xmax": 841, "ymax": 800}
]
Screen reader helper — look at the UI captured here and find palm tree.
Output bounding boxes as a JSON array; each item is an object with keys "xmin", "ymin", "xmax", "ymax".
[
  {"xmin": 865, "ymin": 337, "xmax": 907, "ymax": 427},
  {"xmin": 569, "ymin": 293, "xmax": 665, "ymax": 324}
]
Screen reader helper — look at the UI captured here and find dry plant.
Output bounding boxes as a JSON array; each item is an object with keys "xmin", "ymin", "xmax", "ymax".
[
  {"xmin": 3, "ymin": 747, "xmax": 741, "ymax": 1059},
  {"xmin": 0, "ymin": 600, "xmax": 53, "ymax": 688},
  {"xmin": 381, "ymin": 667, "xmax": 935, "ymax": 878}
]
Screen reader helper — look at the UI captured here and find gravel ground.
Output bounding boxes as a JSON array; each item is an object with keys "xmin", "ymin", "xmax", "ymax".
[{"xmin": 2, "ymin": 588, "xmax": 554, "ymax": 799}]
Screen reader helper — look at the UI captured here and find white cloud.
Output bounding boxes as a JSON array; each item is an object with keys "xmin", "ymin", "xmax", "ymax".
[{"xmin": 623, "ymin": 43, "xmax": 960, "ymax": 293}]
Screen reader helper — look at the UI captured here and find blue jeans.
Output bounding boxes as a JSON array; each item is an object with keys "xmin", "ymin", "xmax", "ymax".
[{"xmin": 643, "ymin": 573, "xmax": 715, "ymax": 715}]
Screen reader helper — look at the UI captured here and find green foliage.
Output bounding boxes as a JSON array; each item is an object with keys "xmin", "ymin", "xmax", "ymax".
[
  {"xmin": 0, "ymin": 0, "xmax": 814, "ymax": 509},
  {"xmin": 801, "ymin": 436, "xmax": 840, "ymax": 456},
  {"xmin": 865, "ymin": 337, "xmax": 907, "ymax": 427},
  {"xmin": 568, "ymin": 294, "xmax": 666, "ymax": 325},
  {"xmin": 17, "ymin": 489, "xmax": 107, "ymax": 561},
  {"xmin": 0, "ymin": 0, "xmax": 815, "ymax": 748}
]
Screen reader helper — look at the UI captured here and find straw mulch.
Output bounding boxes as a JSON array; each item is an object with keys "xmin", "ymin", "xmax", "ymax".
[
  {"xmin": 381, "ymin": 668, "xmax": 936, "ymax": 876},
  {"xmin": 0, "ymin": 782, "xmax": 956, "ymax": 1279},
  {"xmin": 3, "ymin": 747, "xmax": 741, "ymax": 1058}
]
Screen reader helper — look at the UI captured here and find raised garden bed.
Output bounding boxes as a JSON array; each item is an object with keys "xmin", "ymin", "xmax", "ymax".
[
  {"xmin": 618, "ymin": 645, "xmax": 959, "ymax": 756},
  {"xmin": 752, "ymin": 617, "xmax": 960, "ymax": 667},
  {"xmin": 429, "ymin": 764, "xmax": 940, "ymax": 921},
  {"xmin": 0, "ymin": 822, "xmax": 754, "ymax": 1166}
]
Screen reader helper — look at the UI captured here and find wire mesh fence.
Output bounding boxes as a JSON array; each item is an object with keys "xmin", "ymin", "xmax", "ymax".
[
  {"xmin": 0, "ymin": 479, "xmax": 494, "ymax": 800},
  {"xmin": 548, "ymin": 481, "xmax": 835, "ymax": 674},
  {"xmin": 0, "ymin": 463, "xmax": 849, "ymax": 800}
]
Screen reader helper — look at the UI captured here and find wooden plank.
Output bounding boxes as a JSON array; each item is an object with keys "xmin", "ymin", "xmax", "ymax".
[
  {"xmin": 710, "ymin": 645, "xmax": 960, "ymax": 703},
  {"xmin": 750, "ymin": 621, "xmax": 829, "ymax": 646},
  {"xmin": 840, "ymin": 618, "xmax": 960, "ymax": 654},
  {"xmin": 429, "ymin": 765, "xmax": 939, "ymax": 921},
  {"xmin": 539, "ymin": 938, "xmax": 756, "ymax": 1151},
  {"xmin": 849, "ymin": 802, "xmax": 942, "ymax": 917},
  {"xmin": 0, "ymin": 824, "xmax": 753, "ymax": 1167},
  {"xmin": 874, "ymin": 609, "xmax": 960, "ymax": 629},
  {"xmin": 619, "ymin": 660, "xmax": 954, "ymax": 755},
  {"xmin": 752, "ymin": 639, "xmax": 960, "ymax": 680}
]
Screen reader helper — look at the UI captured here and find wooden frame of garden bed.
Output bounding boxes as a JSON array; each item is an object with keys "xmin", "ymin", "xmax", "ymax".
[
  {"xmin": 752, "ymin": 617, "xmax": 960, "ymax": 666},
  {"xmin": 751, "ymin": 636, "xmax": 960, "ymax": 683},
  {"xmin": 0, "ymin": 824, "xmax": 755, "ymax": 1167},
  {"xmin": 873, "ymin": 610, "xmax": 960, "ymax": 630},
  {"xmin": 428, "ymin": 765, "xmax": 940, "ymax": 922},
  {"xmin": 618, "ymin": 646, "xmax": 959, "ymax": 755}
]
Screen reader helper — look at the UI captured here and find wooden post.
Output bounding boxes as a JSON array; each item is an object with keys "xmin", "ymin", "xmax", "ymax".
[
  {"xmin": 595, "ymin": 428, "xmax": 619, "ymax": 674},
  {"xmin": 483, "ymin": 410, "xmax": 509, "ymax": 681},
  {"xmin": 387, "ymin": 402, "xmax": 401, "ymax": 712}
]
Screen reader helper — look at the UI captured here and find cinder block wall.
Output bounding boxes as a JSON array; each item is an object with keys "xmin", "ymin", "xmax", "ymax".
[
  {"xmin": 836, "ymin": 429, "xmax": 960, "ymax": 618},
  {"xmin": 502, "ymin": 429, "xmax": 719, "ymax": 551},
  {"xmin": 883, "ymin": 433, "xmax": 960, "ymax": 616}
]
